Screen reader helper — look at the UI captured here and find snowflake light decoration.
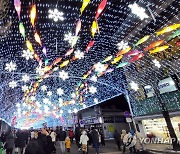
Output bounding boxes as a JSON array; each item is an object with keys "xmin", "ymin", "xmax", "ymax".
[
  {"xmin": 130, "ymin": 81, "xmax": 139, "ymax": 91},
  {"xmin": 41, "ymin": 85, "xmax": 47, "ymax": 92},
  {"xmin": 36, "ymin": 66, "xmax": 44, "ymax": 76},
  {"xmin": 94, "ymin": 98, "xmax": 99, "ymax": 104},
  {"xmin": 64, "ymin": 32, "xmax": 75, "ymax": 44},
  {"xmin": 5, "ymin": 61, "xmax": 16, "ymax": 72},
  {"xmin": 117, "ymin": 41, "xmax": 129, "ymax": 50},
  {"xmin": 48, "ymin": 9, "xmax": 64, "ymax": 22},
  {"xmin": 153, "ymin": 59, "xmax": 161, "ymax": 68},
  {"xmin": 22, "ymin": 74, "xmax": 30, "ymax": 82},
  {"xmin": 74, "ymin": 50, "xmax": 84, "ymax": 59},
  {"xmin": 22, "ymin": 49, "xmax": 33, "ymax": 60},
  {"xmin": 89, "ymin": 86, "xmax": 97, "ymax": 94},
  {"xmin": 9, "ymin": 81, "xmax": 17, "ymax": 88},
  {"xmin": 90, "ymin": 75, "xmax": 97, "ymax": 82},
  {"xmin": 59, "ymin": 70, "xmax": 69, "ymax": 80},
  {"xmin": 47, "ymin": 91, "xmax": 52, "ymax": 96},
  {"xmin": 22, "ymin": 85, "xmax": 28, "ymax": 92},
  {"xmin": 43, "ymin": 98, "xmax": 50, "ymax": 104},
  {"xmin": 57, "ymin": 88, "xmax": 64, "ymax": 96},
  {"xmin": 94, "ymin": 62, "xmax": 106, "ymax": 73},
  {"xmin": 128, "ymin": 3, "xmax": 148, "ymax": 20}
]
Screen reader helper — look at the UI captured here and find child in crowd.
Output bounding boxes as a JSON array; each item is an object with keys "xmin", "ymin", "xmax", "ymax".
[{"xmin": 65, "ymin": 136, "xmax": 71, "ymax": 152}]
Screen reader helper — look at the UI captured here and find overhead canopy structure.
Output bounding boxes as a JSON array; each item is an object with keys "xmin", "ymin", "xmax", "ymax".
[{"xmin": 0, "ymin": 0, "xmax": 179, "ymax": 128}]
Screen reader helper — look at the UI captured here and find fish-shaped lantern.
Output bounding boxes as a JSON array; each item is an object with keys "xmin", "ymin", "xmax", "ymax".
[
  {"xmin": 65, "ymin": 49, "xmax": 74, "ymax": 56},
  {"xmin": 75, "ymin": 19, "xmax": 81, "ymax": 36},
  {"xmin": 129, "ymin": 53, "xmax": 144, "ymax": 63},
  {"xmin": 124, "ymin": 50, "xmax": 141, "ymax": 57},
  {"xmin": 34, "ymin": 32, "xmax": 42, "ymax": 46},
  {"xmin": 116, "ymin": 47, "xmax": 131, "ymax": 57},
  {"xmin": 144, "ymin": 40, "xmax": 164, "ymax": 51},
  {"xmin": 86, "ymin": 40, "xmax": 95, "ymax": 52},
  {"xmin": 42, "ymin": 47, "xmax": 47, "ymax": 56},
  {"xmin": 91, "ymin": 21, "xmax": 98, "ymax": 37},
  {"xmin": 71, "ymin": 36, "xmax": 79, "ymax": 48},
  {"xmin": 53, "ymin": 57, "xmax": 62, "ymax": 66},
  {"xmin": 60, "ymin": 60, "xmax": 70, "ymax": 68},
  {"xmin": 95, "ymin": 0, "xmax": 107, "ymax": 20},
  {"xmin": 135, "ymin": 35, "xmax": 150, "ymax": 46},
  {"xmin": 156, "ymin": 23, "xmax": 180, "ymax": 36},
  {"xmin": 26, "ymin": 40, "xmax": 34, "ymax": 52},
  {"xmin": 149, "ymin": 45, "xmax": 169, "ymax": 54},
  {"xmin": 14, "ymin": 0, "xmax": 21, "ymax": 20},
  {"xmin": 102, "ymin": 55, "xmax": 113, "ymax": 63},
  {"xmin": 167, "ymin": 29, "xmax": 180, "ymax": 41},
  {"xmin": 80, "ymin": 0, "xmax": 91, "ymax": 15},
  {"xmin": 116, "ymin": 62, "xmax": 129, "ymax": 68},
  {"xmin": 111, "ymin": 55, "xmax": 123, "ymax": 64},
  {"xmin": 30, "ymin": 5, "xmax": 36, "ymax": 27},
  {"xmin": 19, "ymin": 22, "xmax": 25, "ymax": 39},
  {"xmin": 34, "ymin": 52, "xmax": 40, "ymax": 62}
]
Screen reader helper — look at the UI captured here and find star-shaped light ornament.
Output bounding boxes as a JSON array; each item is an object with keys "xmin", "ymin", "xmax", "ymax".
[
  {"xmin": 41, "ymin": 85, "xmax": 47, "ymax": 92},
  {"xmin": 117, "ymin": 41, "xmax": 129, "ymax": 50},
  {"xmin": 57, "ymin": 88, "xmax": 64, "ymax": 96},
  {"xmin": 9, "ymin": 81, "xmax": 17, "ymax": 88},
  {"xmin": 64, "ymin": 32, "xmax": 75, "ymax": 44},
  {"xmin": 94, "ymin": 62, "xmax": 106, "ymax": 73},
  {"xmin": 94, "ymin": 98, "xmax": 99, "ymax": 104},
  {"xmin": 48, "ymin": 9, "xmax": 64, "ymax": 22},
  {"xmin": 22, "ymin": 49, "xmax": 33, "ymax": 60},
  {"xmin": 5, "ymin": 61, "xmax": 16, "ymax": 72},
  {"xmin": 128, "ymin": 3, "xmax": 148, "ymax": 20},
  {"xmin": 89, "ymin": 86, "xmax": 97, "ymax": 94},
  {"xmin": 47, "ymin": 91, "xmax": 52, "ymax": 96},
  {"xmin": 59, "ymin": 70, "xmax": 69, "ymax": 80},
  {"xmin": 22, "ymin": 85, "xmax": 28, "ymax": 92},
  {"xmin": 22, "ymin": 74, "xmax": 30, "ymax": 82},
  {"xmin": 36, "ymin": 66, "xmax": 44, "ymax": 76},
  {"xmin": 130, "ymin": 81, "xmax": 139, "ymax": 91},
  {"xmin": 74, "ymin": 50, "xmax": 84, "ymax": 59}
]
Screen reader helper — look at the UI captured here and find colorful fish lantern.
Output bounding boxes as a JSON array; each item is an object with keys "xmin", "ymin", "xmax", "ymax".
[
  {"xmin": 116, "ymin": 47, "xmax": 131, "ymax": 57},
  {"xmin": 156, "ymin": 23, "xmax": 180, "ymax": 36},
  {"xmin": 42, "ymin": 47, "xmax": 47, "ymax": 56},
  {"xmin": 111, "ymin": 55, "xmax": 123, "ymax": 64},
  {"xmin": 106, "ymin": 68, "xmax": 114, "ymax": 73},
  {"xmin": 34, "ymin": 52, "xmax": 40, "ymax": 61},
  {"xmin": 75, "ymin": 19, "xmax": 81, "ymax": 36},
  {"xmin": 26, "ymin": 40, "xmax": 34, "ymax": 52},
  {"xmin": 60, "ymin": 60, "xmax": 70, "ymax": 68},
  {"xmin": 129, "ymin": 53, "xmax": 144, "ymax": 63},
  {"xmin": 86, "ymin": 40, "xmax": 95, "ymax": 52},
  {"xmin": 30, "ymin": 4, "xmax": 36, "ymax": 27},
  {"xmin": 80, "ymin": 0, "xmax": 91, "ymax": 15},
  {"xmin": 144, "ymin": 40, "xmax": 164, "ymax": 51},
  {"xmin": 149, "ymin": 45, "xmax": 169, "ymax": 54},
  {"xmin": 65, "ymin": 49, "xmax": 74, "ymax": 56},
  {"xmin": 71, "ymin": 36, "xmax": 79, "ymax": 48},
  {"xmin": 14, "ymin": 0, "xmax": 21, "ymax": 20},
  {"xmin": 124, "ymin": 50, "xmax": 141, "ymax": 57},
  {"xmin": 83, "ymin": 74, "xmax": 88, "ymax": 79},
  {"xmin": 19, "ymin": 22, "xmax": 25, "ymax": 39},
  {"xmin": 45, "ymin": 59, "xmax": 48, "ymax": 66},
  {"xmin": 135, "ymin": 35, "xmax": 150, "ymax": 46},
  {"xmin": 53, "ymin": 57, "xmax": 62, "ymax": 66},
  {"xmin": 34, "ymin": 32, "xmax": 42, "ymax": 46},
  {"xmin": 102, "ymin": 56, "xmax": 113, "ymax": 63},
  {"xmin": 176, "ymin": 41, "xmax": 180, "ymax": 46},
  {"xmin": 167, "ymin": 29, "xmax": 180, "ymax": 41},
  {"xmin": 91, "ymin": 21, "xmax": 98, "ymax": 37},
  {"xmin": 95, "ymin": 0, "xmax": 107, "ymax": 20},
  {"xmin": 116, "ymin": 62, "xmax": 129, "ymax": 68}
]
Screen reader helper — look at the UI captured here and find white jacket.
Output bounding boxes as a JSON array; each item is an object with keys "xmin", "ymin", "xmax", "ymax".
[{"xmin": 80, "ymin": 131, "xmax": 89, "ymax": 145}]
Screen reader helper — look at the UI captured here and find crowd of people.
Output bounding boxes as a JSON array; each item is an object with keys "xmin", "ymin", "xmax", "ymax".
[{"xmin": 0, "ymin": 126, "xmax": 145, "ymax": 154}]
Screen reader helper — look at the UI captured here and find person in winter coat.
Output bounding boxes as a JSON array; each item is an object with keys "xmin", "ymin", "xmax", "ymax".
[
  {"xmin": 90, "ymin": 127, "xmax": 99, "ymax": 154},
  {"xmin": 5, "ymin": 133, "xmax": 15, "ymax": 154},
  {"xmin": 25, "ymin": 138, "xmax": 44, "ymax": 154},
  {"xmin": 56, "ymin": 127, "xmax": 66, "ymax": 154},
  {"xmin": 45, "ymin": 135, "xmax": 54, "ymax": 154},
  {"xmin": 36, "ymin": 132, "xmax": 46, "ymax": 154},
  {"xmin": 65, "ymin": 136, "xmax": 71, "ymax": 152},
  {"xmin": 75, "ymin": 127, "xmax": 81, "ymax": 150},
  {"xmin": 135, "ymin": 131, "xmax": 145, "ymax": 152},
  {"xmin": 121, "ymin": 130, "xmax": 127, "ymax": 152},
  {"xmin": 50, "ymin": 130, "xmax": 56, "ymax": 153},
  {"xmin": 15, "ymin": 131, "xmax": 26, "ymax": 154},
  {"xmin": 114, "ymin": 129, "xmax": 121, "ymax": 151},
  {"xmin": 80, "ymin": 131, "xmax": 89, "ymax": 154}
]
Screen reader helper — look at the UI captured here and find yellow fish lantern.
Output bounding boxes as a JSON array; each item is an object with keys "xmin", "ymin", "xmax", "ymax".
[
  {"xmin": 135, "ymin": 35, "xmax": 150, "ymax": 46},
  {"xmin": 156, "ymin": 23, "xmax": 180, "ymax": 36},
  {"xmin": 30, "ymin": 4, "xmax": 36, "ymax": 27},
  {"xmin": 80, "ymin": 0, "xmax": 91, "ymax": 15},
  {"xmin": 116, "ymin": 47, "xmax": 131, "ymax": 57},
  {"xmin": 34, "ymin": 32, "xmax": 42, "ymax": 46},
  {"xmin": 80, "ymin": 84, "xmax": 84, "ymax": 89},
  {"xmin": 26, "ymin": 40, "xmax": 34, "ymax": 52},
  {"xmin": 91, "ymin": 20, "xmax": 98, "ymax": 37},
  {"xmin": 102, "ymin": 56, "xmax": 113, "ymax": 63},
  {"xmin": 60, "ymin": 60, "xmax": 70, "ymax": 68},
  {"xmin": 19, "ymin": 22, "xmax": 25, "ymax": 39},
  {"xmin": 149, "ymin": 45, "xmax": 169, "ymax": 54},
  {"xmin": 82, "ymin": 74, "xmax": 88, "ymax": 79},
  {"xmin": 111, "ymin": 55, "xmax": 123, "ymax": 64}
]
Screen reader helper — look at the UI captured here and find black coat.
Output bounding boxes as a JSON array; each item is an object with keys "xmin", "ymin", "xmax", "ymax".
[
  {"xmin": 15, "ymin": 132, "xmax": 26, "ymax": 148},
  {"xmin": 56, "ymin": 130, "xmax": 66, "ymax": 141}
]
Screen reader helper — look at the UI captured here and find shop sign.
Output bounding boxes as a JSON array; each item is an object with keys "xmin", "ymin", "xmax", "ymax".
[
  {"xmin": 107, "ymin": 125, "xmax": 114, "ymax": 132},
  {"xmin": 126, "ymin": 117, "xmax": 132, "ymax": 123},
  {"xmin": 80, "ymin": 117, "xmax": 100, "ymax": 125}
]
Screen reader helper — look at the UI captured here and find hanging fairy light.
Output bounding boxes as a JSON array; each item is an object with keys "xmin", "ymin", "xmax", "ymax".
[
  {"xmin": 128, "ymin": 3, "xmax": 148, "ymax": 20},
  {"xmin": 48, "ymin": 9, "xmax": 64, "ymax": 22}
]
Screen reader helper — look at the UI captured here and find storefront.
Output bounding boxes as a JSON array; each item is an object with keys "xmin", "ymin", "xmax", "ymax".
[{"xmin": 141, "ymin": 116, "xmax": 180, "ymax": 140}]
